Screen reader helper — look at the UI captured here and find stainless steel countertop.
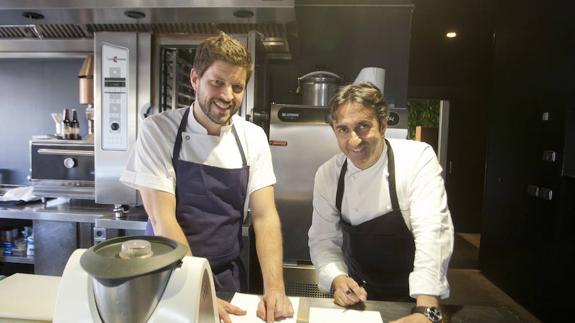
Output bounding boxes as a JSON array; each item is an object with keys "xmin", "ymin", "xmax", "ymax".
[
  {"xmin": 95, "ymin": 212, "xmax": 148, "ymax": 230},
  {"xmin": 0, "ymin": 198, "xmax": 148, "ymax": 229},
  {"xmin": 0, "ymin": 198, "xmax": 249, "ymax": 233}
]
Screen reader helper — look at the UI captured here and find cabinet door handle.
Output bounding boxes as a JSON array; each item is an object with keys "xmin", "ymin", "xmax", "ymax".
[{"xmin": 37, "ymin": 148, "xmax": 94, "ymax": 157}]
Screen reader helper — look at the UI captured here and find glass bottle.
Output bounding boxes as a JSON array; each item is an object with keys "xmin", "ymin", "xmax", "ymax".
[
  {"xmin": 71, "ymin": 109, "xmax": 81, "ymax": 140},
  {"xmin": 61, "ymin": 108, "xmax": 71, "ymax": 140}
]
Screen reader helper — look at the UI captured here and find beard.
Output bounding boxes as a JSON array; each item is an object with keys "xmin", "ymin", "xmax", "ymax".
[{"xmin": 196, "ymin": 90, "xmax": 239, "ymax": 126}]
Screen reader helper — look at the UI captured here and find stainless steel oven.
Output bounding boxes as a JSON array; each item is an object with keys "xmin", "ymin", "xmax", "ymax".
[{"xmin": 29, "ymin": 139, "xmax": 95, "ymax": 199}]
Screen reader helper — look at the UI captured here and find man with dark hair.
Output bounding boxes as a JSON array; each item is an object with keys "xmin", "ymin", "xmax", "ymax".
[
  {"xmin": 308, "ymin": 82, "xmax": 453, "ymax": 322},
  {"xmin": 121, "ymin": 32, "xmax": 292, "ymax": 323}
]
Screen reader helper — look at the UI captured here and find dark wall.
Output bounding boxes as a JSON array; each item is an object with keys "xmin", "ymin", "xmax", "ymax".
[
  {"xmin": 269, "ymin": 3, "xmax": 413, "ymax": 108},
  {"xmin": 408, "ymin": 0, "xmax": 492, "ymax": 233},
  {"xmin": 480, "ymin": 0, "xmax": 575, "ymax": 321},
  {"xmin": 0, "ymin": 58, "xmax": 86, "ymax": 185}
]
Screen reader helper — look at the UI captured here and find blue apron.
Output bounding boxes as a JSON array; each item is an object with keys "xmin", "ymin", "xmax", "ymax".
[
  {"xmin": 336, "ymin": 139, "xmax": 416, "ymax": 301},
  {"xmin": 146, "ymin": 107, "xmax": 248, "ymax": 292}
]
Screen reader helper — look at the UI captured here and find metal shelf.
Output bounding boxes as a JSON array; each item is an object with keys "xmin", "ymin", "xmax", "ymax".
[{"xmin": 0, "ymin": 254, "xmax": 34, "ymax": 265}]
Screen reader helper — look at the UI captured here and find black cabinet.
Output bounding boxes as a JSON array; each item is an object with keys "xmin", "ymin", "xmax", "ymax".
[
  {"xmin": 33, "ymin": 220, "xmax": 92, "ymax": 276},
  {"xmin": 480, "ymin": 1, "xmax": 575, "ymax": 320}
]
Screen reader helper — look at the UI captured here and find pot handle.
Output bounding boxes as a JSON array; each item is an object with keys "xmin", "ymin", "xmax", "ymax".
[{"xmin": 296, "ymin": 71, "xmax": 343, "ymax": 94}]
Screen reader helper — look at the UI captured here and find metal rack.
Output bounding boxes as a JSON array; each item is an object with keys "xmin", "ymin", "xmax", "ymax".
[
  {"xmin": 0, "ymin": 254, "xmax": 34, "ymax": 265},
  {"xmin": 160, "ymin": 48, "xmax": 195, "ymax": 111}
]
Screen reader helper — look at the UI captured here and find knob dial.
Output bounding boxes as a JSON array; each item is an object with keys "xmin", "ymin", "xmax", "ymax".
[
  {"xmin": 63, "ymin": 157, "xmax": 77, "ymax": 169},
  {"xmin": 111, "ymin": 122, "xmax": 120, "ymax": 131}
]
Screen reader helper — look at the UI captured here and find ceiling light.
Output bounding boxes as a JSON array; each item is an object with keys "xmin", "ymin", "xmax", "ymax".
[
  {"xmin": 446, "ymin": 32, "xmax": 457, "ymax": 38},
  {"xmin": 124, "ymin": 10, "xmax": 146, "ymax": 19},
  {"xmin": 22, "ymin": 11, "xmax": 44, "ymax": 20},
  {"xmin": 233, "ymin": 9, "xmax": 254, "ymax": 18}
]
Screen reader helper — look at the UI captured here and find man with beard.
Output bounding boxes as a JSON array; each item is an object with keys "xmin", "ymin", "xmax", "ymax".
[
  {"xmin": 308, "ymin": 82, "xmax": 453, "ymax": 323},
  {"xmin": 121, "ymin": 32, "xmax": 293, "ymax": 323}
]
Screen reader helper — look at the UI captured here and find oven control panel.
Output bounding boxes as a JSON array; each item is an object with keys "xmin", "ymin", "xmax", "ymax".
[{"xmin": 101, "ymin": 43, "xmax": 129, "ymax": 151}]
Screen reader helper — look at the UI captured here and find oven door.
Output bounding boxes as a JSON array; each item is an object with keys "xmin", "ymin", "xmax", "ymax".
[{"xmin": 30, "ymin": 140, "xmax": 95, "ymax": 199}]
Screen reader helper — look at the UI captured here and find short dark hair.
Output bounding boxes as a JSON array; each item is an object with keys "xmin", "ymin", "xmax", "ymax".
[
  {"xmin": 193, "ymin": 31, "xmax": 253, "ymax": 82},
  {"xmin": 329, "ymin": 82, "xmax": 388, "ymax": 125}
]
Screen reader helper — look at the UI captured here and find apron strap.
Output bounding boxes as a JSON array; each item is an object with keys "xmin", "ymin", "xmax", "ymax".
[
  {"xmin": 385, "ymin": 139, "xmax": 400, "ymax": 212},
  {"xmin": 336, "ymin": 159, "xmax": 348, "ymax": 213},
  {"xmin": 231, "ymin": 125, "xmax": 248, "ymax": 167},
  {"xmin": 335, "ymin": 139, "xmax": 400, "ymax": 215},
  {"xmin": 172, "ymin": 107, "xmax": 191, "ymax": 162}
]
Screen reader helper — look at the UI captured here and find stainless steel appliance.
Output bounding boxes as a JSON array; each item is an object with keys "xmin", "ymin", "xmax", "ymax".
[
  {"xmin": 29, "ymin": 139, "xmax": 95, "ymax": 199},
  {"xmin": 94, "ymin": 32, "xmax": 150, "ymax": 208},
  {"xmin": 269, "ymin": 103, "xmax": 409, "ymax": 264},
  {"xmin": 296, "ymin": 71, "xmax": 342, "ymax": 106},
  {"xmin": 53, "ymin": 236, "xmax": 219, "ymax": 323}
]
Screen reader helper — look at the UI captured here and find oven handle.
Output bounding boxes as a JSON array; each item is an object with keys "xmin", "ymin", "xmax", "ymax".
[{"xmin": 37, "ymin": 148, "xmax": 94, "ymax": 157}]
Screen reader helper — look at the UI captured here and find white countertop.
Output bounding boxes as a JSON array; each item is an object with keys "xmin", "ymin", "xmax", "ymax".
[{"xmin": 0, "ymin": 273, "xmax": 60, "ymax": 323}]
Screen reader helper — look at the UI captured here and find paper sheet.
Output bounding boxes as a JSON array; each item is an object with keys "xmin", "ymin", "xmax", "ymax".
[
  {"xmin": 229, "ymin": 293, "xmax": 299, "ymax": 323},
  {"xmin": 0, "ymin": 186, "xmax": 37, "ymax": 202},
  {"xmin": 309, "ymin": 306, "xmax": 383, "ymax": 323}
]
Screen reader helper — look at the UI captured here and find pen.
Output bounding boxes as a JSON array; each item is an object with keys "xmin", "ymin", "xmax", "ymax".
[{"xmin": 345, "ymin": 279, "xmax": 367, "ymax": 295}]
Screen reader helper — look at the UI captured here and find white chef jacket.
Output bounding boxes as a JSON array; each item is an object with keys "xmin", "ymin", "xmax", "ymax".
[
  {"xmin": 308, "ymin": 138, "xmax": 454, "ymax": 299},
  {"xmin": 120, "ymin": 107, "xmax": 276, "ymax": 217}
]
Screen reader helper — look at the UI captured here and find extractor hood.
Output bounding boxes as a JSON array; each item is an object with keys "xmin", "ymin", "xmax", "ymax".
[{"xmin": 0, "ymin": 0, "xmax": 295, "ymax": 56}]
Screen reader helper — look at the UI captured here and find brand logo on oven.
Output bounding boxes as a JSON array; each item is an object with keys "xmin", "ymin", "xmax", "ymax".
[{"xmin": 108, "ymin": 56, "xmax": 126, "ymax": 62}]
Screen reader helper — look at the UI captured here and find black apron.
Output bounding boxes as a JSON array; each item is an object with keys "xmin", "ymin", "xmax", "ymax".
[
  {"xmin": 146, "ymin": 107, "xmax": 248, "ymax": 292},
  {"xmin": 336, "ymin": 139, "xmax": 416, "ymax": 301}
]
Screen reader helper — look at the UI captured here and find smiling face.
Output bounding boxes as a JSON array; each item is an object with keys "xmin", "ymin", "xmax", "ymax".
[
  {"xmin": 332, "ymin": 102, "xmax": 387, "ymax": 170},
  {"xmin": 190, "ymin": 60, "xmax": 247, "ymax": 131}
]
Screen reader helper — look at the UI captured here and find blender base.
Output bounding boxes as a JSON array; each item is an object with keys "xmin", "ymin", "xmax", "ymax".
[{"xmin": 53, "ymin": 249, "xmax": 219, "ymax": 323}]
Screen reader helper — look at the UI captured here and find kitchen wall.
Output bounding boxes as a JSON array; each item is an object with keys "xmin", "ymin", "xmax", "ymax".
[
  {"xmin": 268, "ymin": 3, "xmax": 413, "ymax": 108},
  {"xmin": 0, "ymin": 58, "xmax": 86, "ymax": 185},
  {"xmin": 407, "ymin": 0, "xmax": 492, "ymax": 233}
]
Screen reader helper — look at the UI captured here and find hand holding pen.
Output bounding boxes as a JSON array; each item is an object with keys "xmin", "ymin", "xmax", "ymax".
[{"xmin": 332, "ymin": 274, "xmax": 368, "ymax": 306}]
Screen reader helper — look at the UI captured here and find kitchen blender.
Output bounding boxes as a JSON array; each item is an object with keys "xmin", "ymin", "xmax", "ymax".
[{"xmin": 53, "ymin": 236, "xmax": 219, "ymax": 323}]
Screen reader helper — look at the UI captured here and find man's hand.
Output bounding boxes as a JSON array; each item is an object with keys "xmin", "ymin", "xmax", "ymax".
[
  {"xmin": 390, "ymin": 295, "xmax": 440, "ymax": 323},
  {"xmin": 256, "ymin": 290, "xmax": 294, "ymax": 323},
  {"xmin": 332, "ymin": 274, "xmax": 367, "ymax": 306},
  {"xmin": 217, "ymin": 297, "xmax": 246, "ymax": 323},
  {"xmin": 389, "ymin": 313, "xmax": 433, "ymax": 323}
]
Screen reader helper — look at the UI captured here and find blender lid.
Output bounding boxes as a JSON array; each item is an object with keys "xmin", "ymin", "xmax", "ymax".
[{"xmin": 80, "ymin": 235, "xmax": 187, "ymax": 281}]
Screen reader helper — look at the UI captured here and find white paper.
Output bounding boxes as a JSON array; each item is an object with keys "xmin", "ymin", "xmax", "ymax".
[
  {"xmin": 229, "ymin": 293, "xmax": 299, "ymax": 323},
  {"xmin": 309, "ymin": 306, "xmax": 383, "ymax": 323},
  {"xmin": 0, "ymin": 186, "xmax": 37, "ymax": 202}
]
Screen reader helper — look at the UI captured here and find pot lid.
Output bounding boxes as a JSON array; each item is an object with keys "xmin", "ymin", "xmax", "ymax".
[
  {"xmin": 298, "ymin": 70, "xmax": 342, "ymax": 83},
  {"xmin": 80, "ymin": 235, "xmax": 187, "ymax": 281}
]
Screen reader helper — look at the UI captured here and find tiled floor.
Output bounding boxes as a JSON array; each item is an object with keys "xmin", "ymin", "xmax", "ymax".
[{"xmin": 447, "ymin": 233, "xmax": 541, "ymax": 322}]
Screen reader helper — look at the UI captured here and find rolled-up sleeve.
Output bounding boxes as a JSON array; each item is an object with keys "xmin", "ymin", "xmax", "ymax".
[
  {"xmin": 407, "ymin": 145, "xmax": 454, "ymax": 299},
  {"xmin": 308, "ymin": 162, "xmax": 348, "ymax": 293}
]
